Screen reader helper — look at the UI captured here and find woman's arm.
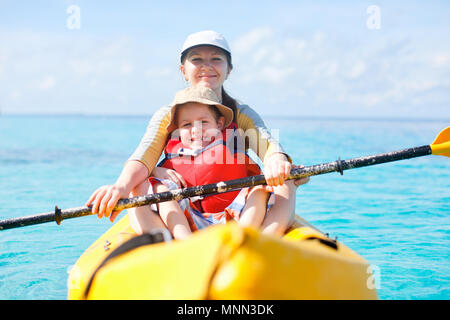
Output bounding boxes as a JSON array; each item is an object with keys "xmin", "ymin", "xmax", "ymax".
[
  {"xmin": 86, "ymin": 106, "xmax": 172, "ymax": 222},
  {"xmin": 236, "ymin": 104, "xmax": 292, "ymax": 186},
  {"xmin": 128, "ymin": 105, "xmax": 172, "ymax": 173}
]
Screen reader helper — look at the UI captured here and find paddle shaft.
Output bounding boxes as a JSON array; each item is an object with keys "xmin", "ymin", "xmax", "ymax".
[{"xmin": 0, "ymin": 144, "xmax": 432, "ymax": 231}]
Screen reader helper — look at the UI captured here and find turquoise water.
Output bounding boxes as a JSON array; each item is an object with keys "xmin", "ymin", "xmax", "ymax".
[{"xmin": 0, "ymin": 114, "xmax": 449, "ymax": 300}]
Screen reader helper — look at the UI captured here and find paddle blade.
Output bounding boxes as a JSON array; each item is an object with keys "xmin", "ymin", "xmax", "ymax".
[{"xmin": 431, "ymin": 127, "xmax": 450, "ymax": 157}]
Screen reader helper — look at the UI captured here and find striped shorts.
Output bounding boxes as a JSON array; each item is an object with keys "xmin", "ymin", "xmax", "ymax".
[{"xmin": 148, "ymin": 178, "xmax": 275, "ymax": 232}]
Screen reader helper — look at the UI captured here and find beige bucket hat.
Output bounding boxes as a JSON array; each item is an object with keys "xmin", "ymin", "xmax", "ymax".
[{"xmin": 167, "ymin": 86, "xmax": 234, "ymax": 133}]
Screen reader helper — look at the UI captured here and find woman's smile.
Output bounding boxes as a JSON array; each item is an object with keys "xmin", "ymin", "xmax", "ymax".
[
  {"xmin": 199, "ymin": 74, "xmax": 217, "ymax": 81},
  {"xmin": 180, "ymin": 46, "xmax": 231, "ymax": 98}
]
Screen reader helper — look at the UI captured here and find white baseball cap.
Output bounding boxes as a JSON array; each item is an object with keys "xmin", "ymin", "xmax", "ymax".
[{"xmin": 181, "ymin": 30, "xmax": 231, "ymax": 61}]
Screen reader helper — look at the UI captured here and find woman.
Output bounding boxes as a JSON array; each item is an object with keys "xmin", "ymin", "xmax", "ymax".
[{"xmin": 85, "ymin": 30, "xmax": 309, "ymax": 235}]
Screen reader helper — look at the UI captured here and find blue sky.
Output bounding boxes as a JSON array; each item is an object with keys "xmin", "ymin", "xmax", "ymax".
[{"xmin": 0, "ymin": 0, "xmax": 449, "ymax": 118}]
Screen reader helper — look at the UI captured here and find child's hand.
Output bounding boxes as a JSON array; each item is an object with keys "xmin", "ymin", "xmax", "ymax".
[{"xmin": 151, "ymin": 167, "xmax": 187, "ymax": 188}]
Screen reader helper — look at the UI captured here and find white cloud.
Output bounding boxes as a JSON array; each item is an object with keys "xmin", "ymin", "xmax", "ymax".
[
  {"xmin": 10, "ymin": 90, "xmax": 21, "ymax": 100},
  {"xmin": 145, "ymin": 67, "xmax": 173, "ymax": 77},
  {"xmin": 433, "ymin": 53, "xmax": 450, "ymax": 67},
  {"xmin": 0, "ymin": 53, "xmax": 6, "ymax": 78},
  {"xmin": 119, "ymin": 62, "xmax": 134, "ymax": 75},
  {"xmin": 312, "ymin": 31, "xmax": 325, "ymax": 45},
  {"xmin": 0, "ymin": 31, "xmax": 177, "ymax": 114},
  {"xmin": 260, "ymin": 66, "xmax": 295, "ymax": 84},
  {"xmin": 1, "ymin": 21, "xmax": 449, "ymax": 118},
  {"xmin": 283, "ymin": 38, "xmax": 306, "ymax": 54},
  {"xmin": 68, "ymin": 59, "xmax": 93, "ymax": 76},
  {"xmin": 37, "ymin": 75, "xmax": 56, "ymax": 90},
  {"xmin": 312, "ymin": 60, "xmax": 339, "ymax": 79},
  {"xmin": 229, "ymin": 26, "xmax": 450, "ymax": 116},
  {"xmin": 347, "ymin": 60, "xmax": 366, "ymax": 79},
  {"xmin": 252, "ymin": 47, "xmax": 269, "ymax": 65},
  {"xmin": 232, "ymin": 27, "xmax": 273, "ymax": 55}
]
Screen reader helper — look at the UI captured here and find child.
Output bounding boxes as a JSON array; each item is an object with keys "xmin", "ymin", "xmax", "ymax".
[{"xmin": 136, "ymin": 86, "xmax": 273, "ymax": 240}]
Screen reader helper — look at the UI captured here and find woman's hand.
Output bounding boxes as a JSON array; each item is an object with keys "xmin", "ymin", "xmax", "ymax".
[
  {"xmin": 263, "ymin": 153, "xmax": 292, "ymax": 186},
  {"xmin": 151, "ymin": 167, "xmax": 187, "ymax": 188},
  {"xmin": 263, "ymin": 153, "xmax": 310, "ymax": 189},
  {"xmin": 85, "ymin": 184, "xmax": 130, "ymax": 222}
]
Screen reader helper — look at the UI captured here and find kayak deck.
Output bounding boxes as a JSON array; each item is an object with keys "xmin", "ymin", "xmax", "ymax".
[{"xmin": 68, "ymin": 214, "xmax": 378, "ymax": 299}]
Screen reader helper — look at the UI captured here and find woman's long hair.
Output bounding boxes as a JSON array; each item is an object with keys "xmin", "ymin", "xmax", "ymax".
[{"xmin": 222, "ymin": 87, "xmax": 238, "ymax": 123}]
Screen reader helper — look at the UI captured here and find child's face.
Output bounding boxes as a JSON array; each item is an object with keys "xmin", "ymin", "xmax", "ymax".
[{"xmin": 176, "ymin": 102, "xmax": 225, "ymax": 150}]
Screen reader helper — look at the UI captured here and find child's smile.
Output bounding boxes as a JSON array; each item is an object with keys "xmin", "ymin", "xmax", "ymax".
[{"xmin": 176, "ymin": 102, "xmax": 225, "ymax": 150}]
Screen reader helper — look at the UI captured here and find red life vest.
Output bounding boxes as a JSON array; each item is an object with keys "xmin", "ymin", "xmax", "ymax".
[{"xmin": 158, "ymin": 123, "xmax": 261, "ymax": 213}]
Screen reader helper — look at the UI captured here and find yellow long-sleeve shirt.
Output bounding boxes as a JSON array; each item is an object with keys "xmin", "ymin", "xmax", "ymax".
[{"xmin": 127, "ymin": 103, "xmax": 290, "ymax": 175}]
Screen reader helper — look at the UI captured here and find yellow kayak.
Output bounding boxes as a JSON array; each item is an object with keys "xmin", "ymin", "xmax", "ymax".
[{"xmin": 67, "ymin": 214, "xmax": 378, "ymax": 300}]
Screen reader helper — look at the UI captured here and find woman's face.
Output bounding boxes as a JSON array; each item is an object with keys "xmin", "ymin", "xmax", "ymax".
[{"xmin": 180, "ymin": 46, "xmax": 231, "ymax": 98}]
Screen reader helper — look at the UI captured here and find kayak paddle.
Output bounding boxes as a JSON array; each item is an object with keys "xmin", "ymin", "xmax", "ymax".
[{"xmin": 0, "ymin": 127, "xmax": 448, "ymax": 231}]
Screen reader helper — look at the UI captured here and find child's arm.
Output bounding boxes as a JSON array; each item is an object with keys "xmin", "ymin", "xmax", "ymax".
[
  {"xmin": 153, "ymin": 182, "xmax": 192, "ymax": 240},
  {"xmin": 163, "ymin": 210, "xmax": 192, "ymax": 240},
  {"xmin": 238, "ymin": 186, "xmax": 270, "ymax": 229},
  {"xmin": 152, "ymin": 167, "xmax": 187, "ymax": 188},
  {"xmin": 236, "ymin": 105, "xmax": 293, "ymax": 186}
]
